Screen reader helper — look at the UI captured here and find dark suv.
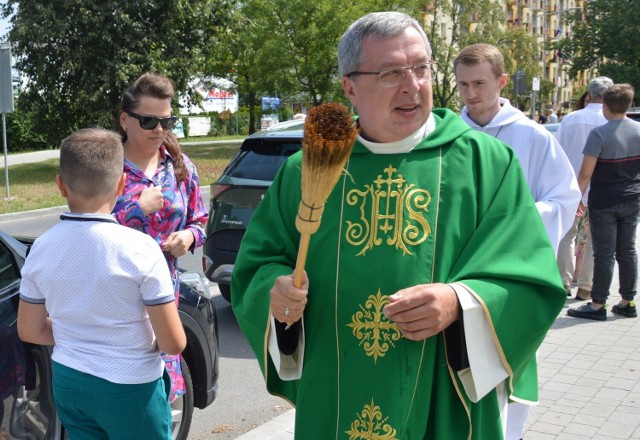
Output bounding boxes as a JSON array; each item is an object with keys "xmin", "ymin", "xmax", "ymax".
[
  {"xmin": 627, "ymin": 108, "xmax": 640, "ymax": 122},
  {"xmin": 0, "ymin": 230, "xmax": 219, "ymax": 440},
  {"xmin": 202, "ymin": 122, "xmax": 304, "ymax": 302}
]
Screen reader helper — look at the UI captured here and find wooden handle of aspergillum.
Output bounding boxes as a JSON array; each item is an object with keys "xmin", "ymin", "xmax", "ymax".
[{"xmin": 292, "ymin": 233, "xmax": 311, "ymax": 288}]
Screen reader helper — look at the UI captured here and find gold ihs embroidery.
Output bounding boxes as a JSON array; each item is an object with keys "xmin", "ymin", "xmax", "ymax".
[
  {"xmin": 346, "ymin": 399, "xmax": 398, "ymax": 440},
  {"xmin": 345, "ymin": 164, "xmax": 431, "ymax": 256},
  {"xmin": 347, "ymin": 290, "xmax": 401, "ymax": 362}
]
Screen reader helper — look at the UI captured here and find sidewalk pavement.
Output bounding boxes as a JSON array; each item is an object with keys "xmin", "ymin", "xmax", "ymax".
[
  {"xmin": 0, "ymin": 138, "xmax": 242, "ymax": 168},
  {"xmin": 0, "ymin": 149, "xmax": 59, "ymax": 168},
  {"xmin": 237, "ymin": 236, "xmax": 640, "ymax": 440}
]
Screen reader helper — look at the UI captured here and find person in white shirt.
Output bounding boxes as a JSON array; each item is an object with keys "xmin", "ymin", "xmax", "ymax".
[
  {"xmin": 454, "ymin": 43, "xmax": 581, "ymax": 440},
  {"xmin": 556, "ymin": 76, "xmax": 614, "ymax": 300},
  {"xmin": 18, "ymin": 128, "xmax": 186, "ymax": 440}
]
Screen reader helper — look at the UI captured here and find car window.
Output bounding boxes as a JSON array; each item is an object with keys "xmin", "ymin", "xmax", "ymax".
[
  {"xmin": 0, "ymin": 242, "xmax": 20, "ymax": 291},
  {"xmin": 225, "ymin": 139, "xmax": 301, "ymax": 181}
]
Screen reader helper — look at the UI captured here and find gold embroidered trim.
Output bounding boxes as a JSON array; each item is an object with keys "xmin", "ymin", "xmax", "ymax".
[
  {"xmin": 346, "ymin": 399, "xmax": 398, "ymax": 440},
  {"xmin": 444, "ymin": 327, "xmax": 473, "ymax": 440},
  {"xmin": 335, "ymin": 166, "xmax": 350, "ymax": 439},
  {"xmin": 345, "ymin": 164, "xmax": 431, "ymax": 256},
  {"xmin": 347, "ymin": 290, "xmax": 402, "ymax": 363},
  {"xmin": 405, "ymin": 147, "xmax": 442, "ymax": 426}
]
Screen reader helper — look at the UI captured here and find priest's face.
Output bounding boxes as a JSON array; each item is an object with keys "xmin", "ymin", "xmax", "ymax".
[
  {"xmin": 341, "ymin": 27, "xmax": 433, "ymax": 143},
  {"xmin": 455, "ymin": 61, "xmax": 508, "ymax": 126}
]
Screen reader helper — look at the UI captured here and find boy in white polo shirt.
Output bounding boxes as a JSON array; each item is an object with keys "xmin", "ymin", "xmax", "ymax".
[{"xmin": 17, "ymin": 128, "xmax": 186, "ymax": 439}]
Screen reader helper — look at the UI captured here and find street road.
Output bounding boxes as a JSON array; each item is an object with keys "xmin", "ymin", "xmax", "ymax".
[{"xmin": 0, "ymin": 196, "xmax": 292, "ymax": 439}]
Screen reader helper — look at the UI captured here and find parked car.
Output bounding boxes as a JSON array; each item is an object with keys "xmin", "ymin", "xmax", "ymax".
[
  {"xmin": 544, "ymin": 122, "xmax": 560, "ymax": 138},
  {"xmin": 202, "ymin": 122, "xmax": 304, "ymax": 302},
  {"xmin": 544, "ymin": 108, "xmax": 640, "ymax": 141},
  {"xmin": 627, "ymin": 107, "xmax": 640, "ymax": 122},
  {"xmin": 0, "ymin": 230, "xmax": 219, "ymax": 440}
]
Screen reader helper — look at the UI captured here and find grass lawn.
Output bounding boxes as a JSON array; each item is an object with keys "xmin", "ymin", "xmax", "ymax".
[{"xmin": 0, "ymin": 142, "xmax": 240, "ymax": 215}]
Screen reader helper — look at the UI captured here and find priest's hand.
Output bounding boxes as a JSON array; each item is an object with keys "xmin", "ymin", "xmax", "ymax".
[
  {"xmin": 271, "ymin": 272, "xmax": 309, "ymax": 327},
  {"xmin": 383, "ymin": 283, "xmax": 459, "ymax": 341}
]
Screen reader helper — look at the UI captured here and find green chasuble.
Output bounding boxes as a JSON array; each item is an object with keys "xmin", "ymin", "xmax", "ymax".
[{"xmin": 231, "ymin": 109, "xmax": 565, "ymax": 440}]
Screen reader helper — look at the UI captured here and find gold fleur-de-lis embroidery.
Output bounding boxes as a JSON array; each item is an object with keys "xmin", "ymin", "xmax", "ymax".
[
  {"xmin": 345, "ymin": 164, "xmax": 431, "ymax": 256},
  {"xmin": 347, "ymin": 290, "xmax": 402, "ymax": 362},
  {"xmin": 346, "ymin": 399, "xmax": 398, "ymax": 440}
]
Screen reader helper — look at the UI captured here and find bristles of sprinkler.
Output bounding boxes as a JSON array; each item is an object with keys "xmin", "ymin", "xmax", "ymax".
[{"xmin": 295, "ymin": 103, "xmax": 358, "ymax": 236}]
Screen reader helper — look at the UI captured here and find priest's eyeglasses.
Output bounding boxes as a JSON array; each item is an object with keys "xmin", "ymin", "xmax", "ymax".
[{"xmin": 346, "ymin": 61, "xmax": 438, "ymax": 88}]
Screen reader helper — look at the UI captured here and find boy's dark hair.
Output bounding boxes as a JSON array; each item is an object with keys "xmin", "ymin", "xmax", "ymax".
[
  {"xmin": 59, "ymin": 128, "xmax": 124, "ymax": 198},
  {"xmin": 603, "ymin": 83, "xmax": 635, "ymax": 114}
]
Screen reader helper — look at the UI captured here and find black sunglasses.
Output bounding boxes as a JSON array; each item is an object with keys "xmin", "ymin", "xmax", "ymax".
[{"xmin": 125, "ymin": 110, "xmax": 178, "ymax": 130}]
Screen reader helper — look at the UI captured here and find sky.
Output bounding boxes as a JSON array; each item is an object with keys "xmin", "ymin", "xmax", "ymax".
[
  {"xmin": 0, "ymin": 4, "xmax": 9, "ymax": 42},
  {"xmin": 0, "ymin": 10, "xmax": 11, "ymax": 42}
]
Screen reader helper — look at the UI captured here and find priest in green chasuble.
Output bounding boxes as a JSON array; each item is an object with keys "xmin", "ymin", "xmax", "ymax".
[{"xmin": 231, "ymin": 11, "xmax": 566, "ymax": 440}]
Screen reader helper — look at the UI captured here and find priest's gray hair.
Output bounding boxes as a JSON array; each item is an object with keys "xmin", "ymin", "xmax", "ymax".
[
  {"xmin": 588, "ymin": 76, "xmax": 614, "ymax": 100},
  {"xmin": 338, "ymin": 12, "xmax": 431, "ymax": 77}
]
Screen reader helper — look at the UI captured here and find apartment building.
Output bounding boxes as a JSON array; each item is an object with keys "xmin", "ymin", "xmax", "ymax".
[
  {"xmin": 508, "ymin": 0, "xmax": 592, "ymax": 111},
  {"xmin": 424, "ymin": 0, "xmax": 593, "ymax": 112}
]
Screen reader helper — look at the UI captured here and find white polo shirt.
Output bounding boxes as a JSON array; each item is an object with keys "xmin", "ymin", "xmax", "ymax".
[{"xmin": 20, "ymin": 213, "xmax": 175, "ymax": 384}]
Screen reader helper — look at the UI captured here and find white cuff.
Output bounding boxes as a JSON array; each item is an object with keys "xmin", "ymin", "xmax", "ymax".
[
  {"xmin": 267, "ymin": 316, "xmax": 305, "ymax": 380},
  {"xmin": 450, "ymin": 283, "xmax": 509, "ymax": 402}
]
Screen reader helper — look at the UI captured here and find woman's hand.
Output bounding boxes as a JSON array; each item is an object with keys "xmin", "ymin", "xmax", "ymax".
[
  {"xmin": 162, "ymin": 230, "xmax": 195, "ymax": 257},
  {"xmin": 138, "ymin": 186, "xmax": 165, "ymax": 215}
]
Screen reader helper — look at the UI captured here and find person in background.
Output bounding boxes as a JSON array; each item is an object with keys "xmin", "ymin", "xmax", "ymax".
[
  {"xmin": 455, "ymin": 43, "xmax": 580, "ymax": 254},
  {"xmin": 556, "ymin": 76, "xmax": 614, "ymax": 300},
  {"xmin": 232, "ymin": 11, "xmax": 565, "ymax": 439},
  {"xmin": 538, "ymin": 110, "xmax": 548, "ymax": 124},
  {"xmin": 572, "ymin": 89, "xmax": 591, "ymax": 281},
  {"xmin": 114, "ymin": 72, "xmax": 208, "ymax": 402},
  {"xmin": 576, "ymin": 90, "xmax": 589, "ymax": 111},
  {"xmin": 547, "ymin": 108, "xmax": 558, "ymax": 123},
  {"xmin": 454, "ymin": 42, "xmax": 581, "ymax": 440},
  {"xmin": 567, "ymin": 83, "xmax": 640, "ymax": 321},
  {"xmin": 18, "ymin": 128, "xmax": 185, "ymax": 439}
]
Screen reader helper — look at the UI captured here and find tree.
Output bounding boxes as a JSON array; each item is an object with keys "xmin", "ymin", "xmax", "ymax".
[
  {"xmin": 553, "ymin": 0, "xmax": 640, "ymax": 93},
  {"xmin": 205, "ymin": 8, "xmax": 267, "ymax": 134},
  {"xmin": 1, "ymin": 0, "xmax": 230, "ymax": 146},
  {"xmin": 209, "ymin": 0, "xmax": 387, "ymax": 133},
  {"xmin": 424, "ymin": 0, "xmax": 540, "ymax": 110}
]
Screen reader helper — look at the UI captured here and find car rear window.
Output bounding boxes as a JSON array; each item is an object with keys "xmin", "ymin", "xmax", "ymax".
[{"xmin": 225, "ymin": 139, "xmax": 301, "ymax": 181}]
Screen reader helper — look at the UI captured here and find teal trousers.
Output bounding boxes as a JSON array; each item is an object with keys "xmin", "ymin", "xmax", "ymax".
[{"xmin": 52, "ymin": 361, "xmax": 172, "ymax": 440}]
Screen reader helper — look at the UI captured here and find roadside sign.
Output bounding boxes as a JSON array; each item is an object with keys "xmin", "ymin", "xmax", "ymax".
[
  {"xmin": 0, "ymin": 45, "xmax": 14, "ymax": 113},
  {"xmin": 532, "ymin": 77, "xmax": 540, "ymax": 92}
]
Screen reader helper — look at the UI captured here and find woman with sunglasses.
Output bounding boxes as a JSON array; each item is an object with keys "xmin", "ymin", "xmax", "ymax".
[{"xmin": 114, "ymin": 72, "xmax": 208, "ymax": 403}]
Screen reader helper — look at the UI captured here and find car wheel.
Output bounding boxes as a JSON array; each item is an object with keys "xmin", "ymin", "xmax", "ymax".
[
  {"xmin": 219, "ymin": 283, "xmax": 231, "ymax": 302},
  {"xmin": 9, "ymin": 345, "xmax": 65, "ymax": 439},
  {"xmin": 170, "ymin": 359, "xmax": 194, "ymax": 440}
]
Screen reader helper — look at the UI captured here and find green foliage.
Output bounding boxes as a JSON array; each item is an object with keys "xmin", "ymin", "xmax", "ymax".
[
  {"xmin": 207, "ymin": 0, "xmax": 369, "ymax": 133},
  {"xmin": 553, "ymin": 0, "xmax": 640, "ymax": 92},
  {"xmin": 204, "ymin": 110, "xmax": 249, "ymax": 137},
  {"xmin": 4, "ymin": 108, "xmax": 50, "ymax": 152},
  {"xmin": 1, "ymin": 0, "xmax": 231, "ymax": 146},
  {"xmin": 181, "ymin": 117, "xmax": 190, "ymax": 138},
  {"xmin": 1, "ymin": 0, "xmax": 550, "ymax": 146},
  {"xmin": 539, "ymin": 79, "xmax": 556, "ymax": 107}
]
